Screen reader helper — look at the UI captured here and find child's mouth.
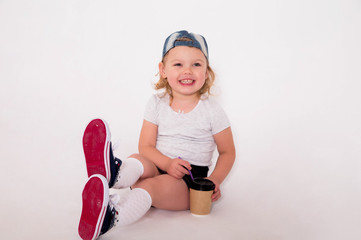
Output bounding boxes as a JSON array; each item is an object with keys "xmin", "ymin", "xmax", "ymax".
[{"xmin": 179, "ymin": 79, "xmax": 195, "ymax": 85}]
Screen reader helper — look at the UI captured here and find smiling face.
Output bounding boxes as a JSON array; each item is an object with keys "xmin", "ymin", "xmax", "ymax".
[{"xmin": 159, "ymin": 46, "xmax": 209, "ymax": 99}]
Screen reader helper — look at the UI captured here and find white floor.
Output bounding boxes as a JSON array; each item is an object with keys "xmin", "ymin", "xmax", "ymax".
[{"xmin": 1, "ymin": 129, "xmax": 360, "ymax": 240}]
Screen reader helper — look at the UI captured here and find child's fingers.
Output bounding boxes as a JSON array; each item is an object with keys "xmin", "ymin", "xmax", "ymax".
[
  {"xmin": 177, "ymin": 157, "xmax": 192, "ymax": 170},
  {"xmin": 211, "ymin": 187, "xmax": 221, "ymax": 202},
  {"xmin": 206, "ymin": 177, "xmax": 221, "ymax": 202},
  {"xmin": 169, "ymin": 167, "xmax": 184, "ymax": 179},
  {"xmin": 178, "ymin": 164, "xmax": 190, "ymax": 175}
]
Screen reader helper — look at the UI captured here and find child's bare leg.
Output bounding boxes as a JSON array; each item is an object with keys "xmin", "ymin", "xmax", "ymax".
[
  {"xmin": 108, "ymin": 154, "xmax": 160, "ymax": 226},
  {"xmin": 112, "ymin": 153, "xmax": 159, "ymax": 189},
  {"xmin": 110, "ymin": 156, "xmax": 188, "ymax": 227},
  {"xmin": 127, "ymin": 153, "xmax": 160, "ymax": 179},
  {"xmin": 133, "ymin": 174, "xmax": 190, "ymax": 210}
]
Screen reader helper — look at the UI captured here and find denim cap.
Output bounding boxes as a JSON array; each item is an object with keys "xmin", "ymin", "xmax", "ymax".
[{"xmin": 162, "ymin": 30, "xmax": 209, "ymax": 60}]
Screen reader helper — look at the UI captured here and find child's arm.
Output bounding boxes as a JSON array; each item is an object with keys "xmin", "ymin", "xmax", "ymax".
[
  {"xmin": 208, "ymin": 127, "xmax": 236, "ymax": 201},
  {"xmin": 138, "ymin": 120, "xmax": 191, "ymax": 178}
]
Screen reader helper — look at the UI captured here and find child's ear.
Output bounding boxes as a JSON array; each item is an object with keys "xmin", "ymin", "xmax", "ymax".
[{"xmin": 159, "ymin": 62, "xmax": 166, "ymax": 78}]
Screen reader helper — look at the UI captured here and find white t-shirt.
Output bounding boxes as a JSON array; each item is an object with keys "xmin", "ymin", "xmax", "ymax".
[{"xmin": 144, "ymin": 94, "xmax": 230, "ymax": 166}]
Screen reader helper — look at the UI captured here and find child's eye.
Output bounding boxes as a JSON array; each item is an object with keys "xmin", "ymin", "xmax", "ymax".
[
  {"xmin": 174, "ymin": 63, "xmax": 182, "ymax": 67},
  {"xmin": 193, "ymin": 63, "xmax": 202, "ymax": 67}
]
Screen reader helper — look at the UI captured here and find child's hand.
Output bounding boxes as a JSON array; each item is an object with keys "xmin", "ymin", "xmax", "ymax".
[
  {"xmin": 207, "ymin": 178, "xmax": 221, "ymax": 202},
  {"xmin": 166, "ymin": 157, "xmax": 191, "ymax": 179}
]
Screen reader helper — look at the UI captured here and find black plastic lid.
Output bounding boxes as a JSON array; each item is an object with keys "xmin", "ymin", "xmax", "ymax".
[{"xmin": 190, "ymin": 178, "xmax": 215, "ymax": 191}]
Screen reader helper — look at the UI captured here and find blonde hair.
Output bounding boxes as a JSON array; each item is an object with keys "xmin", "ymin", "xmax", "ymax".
[{"xmin": 155, "ymin": 38, "xmax": 215, "ymax": 100}]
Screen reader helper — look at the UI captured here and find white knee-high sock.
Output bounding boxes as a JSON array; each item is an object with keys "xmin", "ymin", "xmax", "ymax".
[
  {"xmin": 113, "ymin": 158, "xmax": 144, "ymax": 189},
  {"xmin": 112, "ymin": 188, "xmax": 152, "ymax": 226}
]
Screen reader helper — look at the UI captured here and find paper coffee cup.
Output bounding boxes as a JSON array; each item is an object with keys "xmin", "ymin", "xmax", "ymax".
[{"xmin": 189, "ymin": 178, "xmax": 215, "ymax": 216}]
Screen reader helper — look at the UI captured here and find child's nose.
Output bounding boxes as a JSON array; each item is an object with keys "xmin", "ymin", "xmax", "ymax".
[{"xmin": 183, "ymin": 66, "xmax": 192, "ymax": 74}]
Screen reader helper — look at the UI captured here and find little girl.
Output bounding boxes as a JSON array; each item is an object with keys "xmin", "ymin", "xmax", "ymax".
[{"xmin": 78, "ymin": 30, "xmax": 236, "ymax": 240}]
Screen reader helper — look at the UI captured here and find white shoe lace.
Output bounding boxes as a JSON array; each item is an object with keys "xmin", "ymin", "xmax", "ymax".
[
  {"xmin": 109, "ymin": 194, "xmax": 120, "ymax": 225},
  {"xmin": 110, "ymin": 194, "xmax": 120, "ymax": 205}
]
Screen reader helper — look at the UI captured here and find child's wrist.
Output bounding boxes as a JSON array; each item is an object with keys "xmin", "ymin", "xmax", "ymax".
[
  {"xmin": 163, "ymin": 157, "xmax": 173, "ymax": 172},
  {"xmin": 208, "ymin": 175, "xmax": 222, "ymax": 185}
]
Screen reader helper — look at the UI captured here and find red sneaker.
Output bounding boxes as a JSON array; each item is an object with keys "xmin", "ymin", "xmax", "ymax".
[
  {"xmin": 83, "ymin": 119, "xmax": 121, "ymax": 187},
  {"xmin": 78, "ymin": 174, "xmax": 109, "ymax": 240}
]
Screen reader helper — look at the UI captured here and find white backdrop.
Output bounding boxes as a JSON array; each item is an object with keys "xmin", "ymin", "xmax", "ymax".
[{"xmin": 1, "ymin": 0, "xmax": 360, "ymax": 239}]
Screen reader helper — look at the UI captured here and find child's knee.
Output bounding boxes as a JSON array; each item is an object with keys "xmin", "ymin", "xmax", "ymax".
[
  {"xmin": 133, "ymin": 178, "xmax": 157, "ymax": 199},
  {"xmin": 128, "ymin": 154, "xmax": 159, "ymax": 178},
  {"xmin": 128, "ymin": 153, "xmax": 140, "ymax": 159},
  {"xmin": 133, "ymin": 177, "xmax": 153, "ymax": 189}
]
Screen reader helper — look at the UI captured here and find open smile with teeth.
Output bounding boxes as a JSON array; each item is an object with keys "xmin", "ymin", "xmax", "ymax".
[{"xmin": 179, "ymin": 79, "xmax": 195, "ymax": 84}]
